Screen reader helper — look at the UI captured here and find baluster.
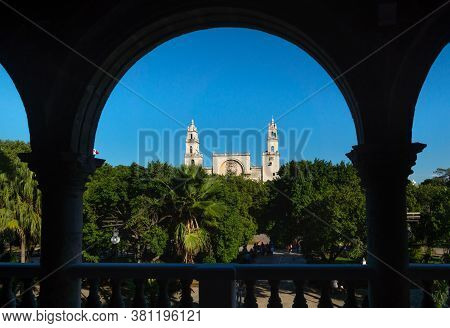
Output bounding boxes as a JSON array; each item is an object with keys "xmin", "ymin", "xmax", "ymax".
[
  {"xmin": 109, "ymin": 278, "xmax": 124, "ymax": 307},
  {"xmin": 0, "ymin": 277, "xmax": 16, "ymax": 308},
  {"xmin": 292, "ymin": 280, "xmax": 308, "ymax": 308},
  {"xmin": 86, "ymin": 278, "xmax": 102, "ymax": 308},
  {"xmin": 180, "ymin": 279, "xmax": 193, "ymax": 308},
  {"xmin": 243, "ymin": 280, "xmax": 258, "ymax": 308},
  {"xmin": 132, "ymin": 279, "xmax": 148, "ymax": 307},
  {"xmin": 318, "ymin": 281, "xmax": 333, "ymax": 308},
  {"xmin": 267, "ymin": 280, "xmax": 283, "ymax": 308},
  {"xmin": 421, "ymin": 280, "xmax": 435, "ymax": 308},
  {"xmin": 199, "ymin": 279, "xmax": 235, "ymax": 308},
  {"xmin": 19, "ymin": 278, "xmax": 37, "ymax": 308},
  {"xmin": 343, "ymin": 281, "xmax": 357, "ymax": 308},
  {"xmin": 156, "ymin": 279, "xmax": 170, "ymax": 307}
]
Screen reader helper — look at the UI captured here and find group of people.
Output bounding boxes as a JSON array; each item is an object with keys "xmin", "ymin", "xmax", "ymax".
[
  {"xmin": 239, "ymin": 241, "xmax": 275, "ymax": 263},
  {"xmin": 287, "ymin": 240, "xmax": 301, "ymax": 253},
  {"xmin": 250, "ymin": 241, "xmax": 275, "ymax": 257}
]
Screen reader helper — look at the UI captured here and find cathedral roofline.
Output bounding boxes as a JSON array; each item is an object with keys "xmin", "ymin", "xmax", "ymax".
[{"xmin": 212, "ymin": 152, "xmax": 250, "ymax": 156}]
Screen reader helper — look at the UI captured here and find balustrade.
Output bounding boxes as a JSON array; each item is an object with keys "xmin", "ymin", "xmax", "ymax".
[
  {"xmin": 243, "ymin": 280, "xmax": 258, "ymax": 308},
  {"xmin": 267, "ymin": 280, "xmax": 283, "ymax": 308},
  {"xmin": 180, "ymin": 279, "xmax": 194, "ymax": 308},
  {"xmin": 109, "ymin": 278, "xmax": 124, "ymax": 307},
  {"xmin": 156, "ymin": 279, "xmax": 170, "ymax": 307},
  {"xmin": 293, "ymin": 280, "xmax": 308, "ymax": 308},
  {"xmin": 318, "ymin": 281, "xmax": 333, "ymax": 308},
  {"xmin": 86, "ymin": 278, "xmax": 101, "ymax": 308},
  {"xmin": 1, "ymin": 263, "xmax": 450, "ymax": 308},
  {"xmin": 343, "ymin": 281, "xmax": 357, "ymax": 308},
  {"xmin": 132, "ymin": 278, "xmax": 148, "ymax": 307}
]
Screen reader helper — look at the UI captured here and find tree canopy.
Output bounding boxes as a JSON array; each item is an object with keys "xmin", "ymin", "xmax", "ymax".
[
  {"xmin": 262, "ymin": 160, "xmax": 366, "ymax": 262},
  {"xmin": 0, "ymin": 140, "xmax": 41, "ymax": 263},
  {"xmin": 82, "ymin": 162, "xmax": 265, "ymax": 263},
  {"xmin": 407, "ymin": 170, "xmax": 450, "ymax": 259},
  {"xmin": 0, "ymin": 139, "xmax": 447, "ymax": 268}
]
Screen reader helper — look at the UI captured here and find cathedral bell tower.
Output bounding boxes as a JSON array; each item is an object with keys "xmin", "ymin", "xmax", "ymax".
[
  {"xmin": 262, "ymin": 117, "xmax": 280, "ymax": 181},
  {"xmin": 184, "ymin": 119, "xmax": 203, "ymax": 166}
]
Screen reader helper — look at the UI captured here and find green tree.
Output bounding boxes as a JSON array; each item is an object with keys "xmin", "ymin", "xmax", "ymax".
[
  {"xmin": 407, "ymin": 171, "xmax": 450, "ymax": 306},
  {"xmin": 261, "ymin": 161, "xmax": 305, "ymax": 246},
  {"xmin": 407, "ymin": 173, "xmax": 450, "ymax": 254},
  {"xmin": 125, "ymin": 195, "xmax": 168, "ymax": 262},
  {"xmin": 162, "ymin": 165, "xmax": 226, "ymax": 263},
  {"xmin": 209, "ymin": 175, "xmax": 263, "ymax": 262},
  {"xmin": 0, "ymin": 140, "xmax": 41, "ymax": 263},
  {"xmin": 83, "ymin": 164, "xmax": 129, "ymax": 261},
  {"xmin": 423, "ymin": 168, "xmax": 450, "ymax": 187},
  {"xmin": 265, "ymin": 160, "xmax": 366, "ymax": 262},
  {"xmin": 83, "ymin": 161, "xmax": 177, "ymax": 262}
]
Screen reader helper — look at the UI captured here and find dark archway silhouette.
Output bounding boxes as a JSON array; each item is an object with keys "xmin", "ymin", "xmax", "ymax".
[
  {"xmin": 71, "ymin": 9, "xmax": 361, "ymax": 156},
  {"xmin": 412, "ymin": 44, "xmax": 450, "ymax": 182}
]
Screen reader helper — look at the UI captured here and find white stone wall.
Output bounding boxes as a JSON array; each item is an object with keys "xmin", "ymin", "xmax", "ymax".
[
  {"xmin": 250, "ymin": 167, "xmax": 262, "ymax": 181},
  {"xmin": 184, "ymin": 153, "xmax": 203, "ymax": 166},
  {"xmin": 262, "ymin": 152, "xmax": 280, "ymax": 181},
  {"xmin": 212, "ymin": 153, "xmax": 251, "ymax": 176},
  {"xmin": 204, "ymin": 153, "xmax": 278, "ymax": 182}
]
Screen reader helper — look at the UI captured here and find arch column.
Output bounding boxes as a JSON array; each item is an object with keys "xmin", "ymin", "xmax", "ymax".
[
  {"xmin": 347, "ymin": 143, "xmax": 425, "ymax": 307},
  {"xmin": 20, "ymin": 152, "xmax": 104, "ymax": 307}
]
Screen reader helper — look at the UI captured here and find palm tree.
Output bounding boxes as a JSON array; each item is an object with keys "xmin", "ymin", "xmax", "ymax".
[
  {"xmin": 0, "ymin": 161, "xmax": 41, "ymax": 263},
  {"xmin": 164, "ymin": 165, "xmax": 225, "ymax": 263}
]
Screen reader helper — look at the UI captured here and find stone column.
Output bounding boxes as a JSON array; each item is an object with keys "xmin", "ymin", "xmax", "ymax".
[
  {"xmin": 20, "ymin": 152, "xmax": 104, "ymax": 307},
  {"xmin": 346, "ymin": 143, "xmax": 425, "ymax": 307}
]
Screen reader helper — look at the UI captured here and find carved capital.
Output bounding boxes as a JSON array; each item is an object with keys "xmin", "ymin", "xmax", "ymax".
[
  {"xmin": 18, "ymin": 152, "xmax": 105, "ymax": 192},
  {"xmin": 346, "ymin": 143, "xmax": 426, "ymax": 188}
]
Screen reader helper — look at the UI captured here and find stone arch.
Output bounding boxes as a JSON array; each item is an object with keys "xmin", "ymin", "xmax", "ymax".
[
  {"xmin": 0, "ymin": 62, "xmax": 33, "ymax": 143},
  {"xmin": 219, "ymin": 159, "xmax": 245, "ymax": 176},
  {"xmin": 388, "ymin": 11, "xmax": 450, "ymax": 144},
  {"xmin": 70, "ymin": 5, "xmax": 362, "ymax": 155}
]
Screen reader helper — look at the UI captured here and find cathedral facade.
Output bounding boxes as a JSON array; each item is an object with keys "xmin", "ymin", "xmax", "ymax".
[{"xmin": 184, "ymin": 119, "xmax": 280, "ymax": 182}]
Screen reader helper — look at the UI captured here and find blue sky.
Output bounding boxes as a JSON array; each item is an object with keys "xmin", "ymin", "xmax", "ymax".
[{"xmin": 0, "ymin": 28, "xmax": 448, "ymax": 182}]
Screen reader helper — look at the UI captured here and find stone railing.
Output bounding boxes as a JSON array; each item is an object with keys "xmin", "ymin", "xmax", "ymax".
[{"xmin": 1, "ymin": 263, "xmax": 449, "ymax": 308}]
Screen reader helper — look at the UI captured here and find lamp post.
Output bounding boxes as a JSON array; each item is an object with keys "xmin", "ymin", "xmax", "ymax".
[
  {"xmin": 111, "ymin": 227, "xmax": 120, "ymax": 262},
  {"xmin": 111, "ymin": 227, "xmax": 120, "ymax": 245},
  {"xmin": 102, "ymin": 219, "xmax": 124, "ymax": 262}
]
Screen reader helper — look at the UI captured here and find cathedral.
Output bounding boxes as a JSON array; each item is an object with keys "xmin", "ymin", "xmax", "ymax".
[{"xmin": 184, "ymin": 118, "xmax": 280, "ymax": 182}]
